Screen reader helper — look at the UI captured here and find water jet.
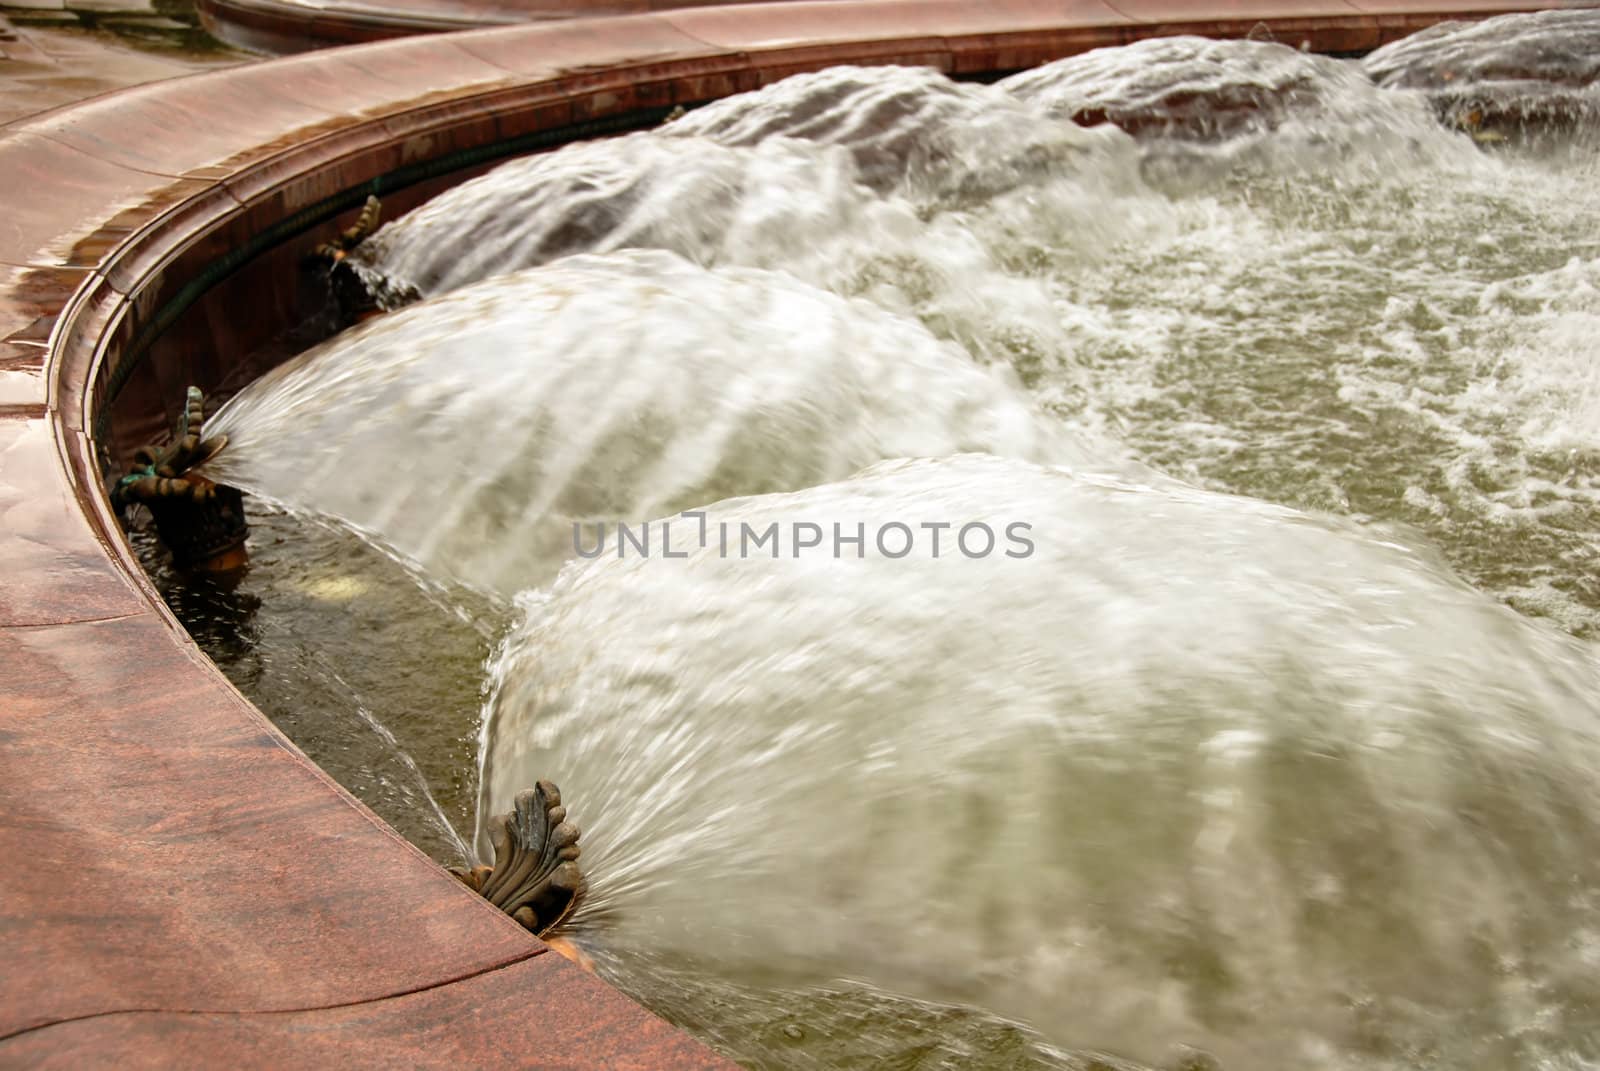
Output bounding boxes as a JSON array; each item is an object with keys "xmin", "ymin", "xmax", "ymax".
[{"xmin": 2, "ymin": 3, "xmax": 1594, "ymax": 1068}]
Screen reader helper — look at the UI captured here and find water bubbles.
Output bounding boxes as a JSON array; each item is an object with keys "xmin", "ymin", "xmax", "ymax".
[
  {"xmin": 192, "ymin": 17, "xmax": 1600, "ymax": 1067},
  {"xmin": 482, "ymin": 455, "xmax": 1600, "ymax": 1070},
  {"xmin": 207, "ymin": 251, "xmax": 1113, "ymax": 595}
]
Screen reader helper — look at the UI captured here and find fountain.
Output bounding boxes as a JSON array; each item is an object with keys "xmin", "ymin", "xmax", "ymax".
[
  {"xmin": 480, "ymin": 453, "xmax": 1600, "ymax": 1069},
  {"xmin": 129, "ymin": 10, "xmax": 1600, "ymax": 1065},
  {"xmin": 1363, "ymin": 8, "xmax": 1600, "ymax": 143},
  {"xmin": 2, "ymin": 3, "xmax": 1593, "ymax": 1068}
]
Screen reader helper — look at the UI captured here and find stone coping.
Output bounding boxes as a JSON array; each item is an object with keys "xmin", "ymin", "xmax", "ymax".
[
  {"xmin": 194, "ymin": 0, "xmax": 1572, "ymax": 53},
  {"xmin": 0, "ymin": 1, "xmax": 1570, "ymax": 1064},
  {"xmin": 197, "ymin": 0, "xmax": 883, "ymax": 55},
  {"xmin": 191, "ymin": 0, "xmax": 1578, "ymax": 55}
]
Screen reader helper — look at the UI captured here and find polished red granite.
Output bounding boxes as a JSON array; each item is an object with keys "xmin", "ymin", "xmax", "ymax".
[
  {"xmin": 0, "ymin": 2, "xmax": 1569, "ymax": 1065},
  {"xmin": 197, "ymin": 0, "xmax": 909, "ymax": 53},
  {"xmin": 196, "ymin": 0, "xmax": 1563, "ymax": 54}
]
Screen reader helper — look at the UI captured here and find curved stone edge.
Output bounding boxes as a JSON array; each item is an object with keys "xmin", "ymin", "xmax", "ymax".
[
  {"xmin": 197, "ymin": 0, "xmax": 504, "ymax": 54},
  {"xmin": 194, "ymin": 0, "xmax": 1575, "ymax": 55},
  {"xmin": 195, "ymin": 0, "xmax": 816, "ymax": 56},
  {"xmin": 0, "ymin": 0, "xmax": 1570, "ymax": 1064},
  {"xmin": 1, "ymin": 956, "xmax": 719, "ymax": 1071}
]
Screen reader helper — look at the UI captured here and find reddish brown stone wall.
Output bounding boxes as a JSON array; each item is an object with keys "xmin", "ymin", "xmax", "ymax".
[
  {"xmin": 195, "ymin": 0, "xmax": 1570, "ymax": 55},
  {"xmin": 0, "ymin": 3, "xmax": 1569, "ymax": 1065}
]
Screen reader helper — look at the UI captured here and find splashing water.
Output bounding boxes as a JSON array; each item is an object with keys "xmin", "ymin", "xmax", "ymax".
[
  {"xmin": 323, "ymin": 35, "xmax": 1600, "ymax": 631},
  {"xmin": 175, "ymin": 11, "xmax": 1600, "ymax": 1069},
  {"xmin": 348, "ymin": 134, "xmax": 875, "ymax": 304},
  {"xmin": 659, "ymin": 64, "xmax": 1117, "ymax": 198},
  {"xmin": 482, "ymin": 454, "xmax": 1600, "ymax": 1071},
  {"xmin": 1363, "ymin": 10, "xmax": 1600, "ymax": 146},
  {"xmin": 347, "ymin": 72, "xmax": 1140, "ymax": 374},
  {"xmin": 995, "ymin": 36, "xmax": 1468, "ymax": 190},
  {"xmin": 205, "ymin": 250, "xmax": 1108, "ymax": 595},
  {"xmin": 1000, "ymin": 36, "xmax": 1388, "ymax": 140},
  {"xmin": 981, "ymin": 31, "xmax": 1600, "ymax": 632}
]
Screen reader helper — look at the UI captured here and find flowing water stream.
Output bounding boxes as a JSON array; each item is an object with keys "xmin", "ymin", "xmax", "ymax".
[{"xmin": 136, "ymin": 11, "xmax": 1600, "ymax": 1068}]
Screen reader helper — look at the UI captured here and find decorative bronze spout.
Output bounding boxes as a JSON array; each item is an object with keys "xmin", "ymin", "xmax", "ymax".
[
  {"xmin": 305, "ymin": 195, "xmax": 422, "ymax": 324},
  {"xmin": 308, "ymin": 195, "xmax": 391, "ymax": 327},
  {"xmin": 313, "ymin": 194, "xmax": 383, "ymax": 264},
  {"xmin": 451, "ymin": 781, "xmax": 586, "ymax": 938},
  {"xmin": 113, "ymin": 386, "xmax": 249, "ymax": 572}
]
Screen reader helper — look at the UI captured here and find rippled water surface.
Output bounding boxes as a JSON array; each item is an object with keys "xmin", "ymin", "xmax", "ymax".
[{"xmin": 139, "ymin": 13, "xmax": 1600, "ymax": 1070}]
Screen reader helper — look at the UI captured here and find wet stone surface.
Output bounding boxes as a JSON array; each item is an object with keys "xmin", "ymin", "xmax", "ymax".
[
  {"xmin": 0, "ymin": 0, "xmax": 246, "ymax": 126},
  {"xmin": 131, "ymin": 504, "xmax": 505, "ymax": 869}
]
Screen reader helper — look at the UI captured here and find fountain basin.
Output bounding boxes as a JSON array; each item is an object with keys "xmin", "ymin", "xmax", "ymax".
[
  {"xmin": 192, "ymin": 0, "xmax": 1575, "ymax": 56},
  {"xmin": 0, "ymin": 0, "xmax": 1575, "ymax": 1065}
]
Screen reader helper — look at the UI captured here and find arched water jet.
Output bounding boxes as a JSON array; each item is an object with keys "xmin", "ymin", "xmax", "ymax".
[
  {"xmin": 659, "ymin": 64, "xmax": 1119, "ymax": 200},
  {"xmin": 1363, "ymin": 9, "xmax": 1600, "ymax": 146},
  {"xmin": 202, "ymin": 250, "xmax": 1116, "ymax": 595},
  {"xmin": 481, "ymin": 454, "xmax": 1600, "ymax": 1071},
  {"xmin": 106, "ymin": 18, "xmax": 1600, "ymax": 1069},
  {"xmin": 998, "ymin": 35, "xmax": 1466, "ymax": 193},
  {"xmin": 346, "ymin": 133, "xmax": 874, "ymax": 306},
  {"xmin": 999, "ymin": 37, "xmax": 1374, "ymax": 141},
  {"xmin": 340, "ymin": 95, "xmax": 1129, "ymax": 378}
]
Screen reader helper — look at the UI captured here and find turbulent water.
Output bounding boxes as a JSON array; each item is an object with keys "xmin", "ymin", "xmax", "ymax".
[
  {"xmin": 1363, "ymin": 9, "xmax": 1600, "ymax": 144},
  {"xmin": 206, "ymin": 251, "xmax": 1104, "ymax": 595},
  {"xmin": 482, "ymin": 455, "xmax": 1600, "ymax": 1070},
  {"xmin": 1001, "ymin": 34, "xmax": 1391, "ymax": 141},
  {"xmin": 173, "ymin": 12, "xmax": 1600, "ymax": 1070}
]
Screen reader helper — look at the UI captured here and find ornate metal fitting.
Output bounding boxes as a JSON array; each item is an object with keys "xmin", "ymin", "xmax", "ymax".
[
  {"xmin": 452, "ymin": 781, "xmax": 586, "ymax": 938},
  {"xmin": 306, "ymin": 195, "xmax": 391, "ymax": 326},
  {"xmin": 113, "ymin": 386, "xmax": 249, "ymax": 571},
  {"xmin": 311, "ymin": 194, "xmax": 383, "ymax": 265}
]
